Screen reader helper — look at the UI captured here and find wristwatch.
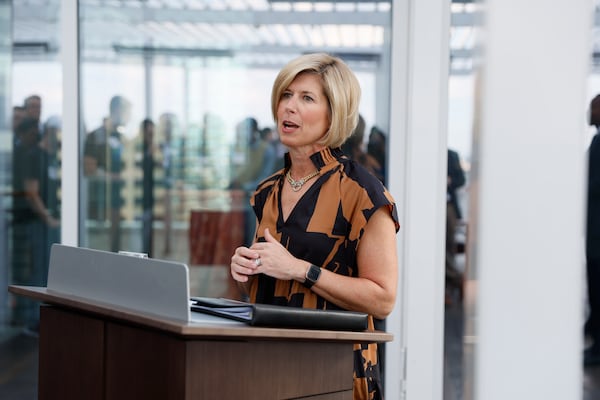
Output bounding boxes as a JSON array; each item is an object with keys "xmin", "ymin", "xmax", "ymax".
[{"xmin": 303, "ymin": 264, "xmax": 321, "ymax": 289}]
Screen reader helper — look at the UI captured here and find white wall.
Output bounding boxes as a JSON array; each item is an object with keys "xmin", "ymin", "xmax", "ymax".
[{"xmin": 468, "ymin": 1, "xmax": 591, "ymax": 399}]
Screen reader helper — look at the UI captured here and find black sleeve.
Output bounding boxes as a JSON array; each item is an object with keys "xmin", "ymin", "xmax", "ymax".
[{"xmin": 589, "ymin": 135, "xmax": 600, "ymax": 198}]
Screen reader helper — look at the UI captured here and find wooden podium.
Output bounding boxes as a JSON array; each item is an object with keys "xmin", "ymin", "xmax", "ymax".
[{"xmin": 9, "ymin": 285, "xmax": 393, "ymax": 400}]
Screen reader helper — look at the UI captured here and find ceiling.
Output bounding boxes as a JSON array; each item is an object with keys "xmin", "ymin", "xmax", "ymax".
[{"xmin": 18, "ymin": 1, "xmax": 597, "ymax": 75}]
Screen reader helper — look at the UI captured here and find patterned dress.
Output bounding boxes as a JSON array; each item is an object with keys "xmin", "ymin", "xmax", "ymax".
[{"xmin": 248, "ymin": 147, "xmax": 399, "ymax": 400}]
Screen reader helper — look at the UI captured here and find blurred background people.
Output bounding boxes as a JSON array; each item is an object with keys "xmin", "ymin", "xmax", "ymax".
[
  {"xmin": 230, "ymin": 117, "xmax": 277, "ymax": 192},
  {"xmin": 40, "ymin": 115, "xmax": 62, "ymax": 253},
  {"xmin": 341, "ymin": 114, "xmax": 384, "ymax": 183},
  {"xmin": 139, "ymin": 118, "xmax": 156, "ymax": 257},
  {"xmin": 11, "ymin": 114, "xmax": 60, "ymax": 334},
  {"xmin": 83, "ymin": 95, "xmax": 131, "ymax": 252},
  {"xmin": 367, "ymin": 126, "xmax": 387, "ymax": 184},
  {"xmin": 446, "ymin": 148, "xmax": 466, "ymax": 304},
  {"xmin": 157, "ymin": 112, "xmax": 179, "ymax": 256},
  {"xmin": 24, "ymin": 94, "xmax": 43, "ymax": 136},
  {"xmin": 12, "ymin": 105, "xmax": 25, "ymax": 144},
  {"xmin": 585, "ymin": 94, "xmax": 600, "ymax": 366},
  {"xmin": 229, "ymin": 117, "xmax": 277, "ymax": 246}
]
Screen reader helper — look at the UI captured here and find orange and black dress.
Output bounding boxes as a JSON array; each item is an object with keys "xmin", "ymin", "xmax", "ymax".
[{"xmin": 248, "ymin": 147, "xmax": 399, "ymax": 400}]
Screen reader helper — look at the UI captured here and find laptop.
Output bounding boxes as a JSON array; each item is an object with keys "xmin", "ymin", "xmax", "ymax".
[{"xmin": 47, "ymin": 244, "xmax": 243, "ymax": 325}]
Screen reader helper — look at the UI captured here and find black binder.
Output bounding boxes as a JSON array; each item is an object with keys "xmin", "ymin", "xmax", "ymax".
[{"xmin": 190, "ymin": 297, "xmax": 368, "ymax": 331}]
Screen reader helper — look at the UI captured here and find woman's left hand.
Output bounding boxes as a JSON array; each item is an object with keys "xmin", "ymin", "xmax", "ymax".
[{"xmin": 250, "ymin": 228, "xmax": 305, "ymax": 282}]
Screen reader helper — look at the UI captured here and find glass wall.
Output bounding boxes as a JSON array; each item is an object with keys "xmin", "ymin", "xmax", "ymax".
[
  {"xmin": 77, "ymin": 0, "xmax": 394, "ymax": 300},
  {"xmin": 3, "ymin": 0, "xmax": 62, "ymax": 335}
]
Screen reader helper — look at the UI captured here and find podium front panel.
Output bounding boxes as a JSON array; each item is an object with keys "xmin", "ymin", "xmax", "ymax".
[{"xmin": 39, "ymin": 306, "xmax": 105, "ymax": 400}]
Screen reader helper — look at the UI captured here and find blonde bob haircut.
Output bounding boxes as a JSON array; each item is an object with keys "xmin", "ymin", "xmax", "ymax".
[{"xmin": 271, "ymin": 53, "xmax": 361, "ymax": 149}]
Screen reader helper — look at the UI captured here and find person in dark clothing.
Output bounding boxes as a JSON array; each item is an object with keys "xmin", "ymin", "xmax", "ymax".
[
  {"xmin": 11, "ymin": 117, "xmax": 60, "ymax": 332},
  {"xmin": 367, "ymin": 126, "xmax": 387, "ymax": 184},
  {"xmin": 446, "ymin": 148, "xmax": 466, "ymax": 303},
  {"xmin": 230, "ymin": 117, "xmax": 277, "ymax": 247},
  {"xmin": 83, "ymin": 95, "xmax": 131, "ymax": 252},
  {"xmin": 447, "ymin": 149, "xmax": 466, "ymax": 220},
  {"xmin": 585, "ymin": 94, "xmax": 600, "ymax": 366},
  {"xmin": 140, "ymin": 118, "xmax": 156, "ymax": 257},
  {"xmin": 341, "ymin": 115, "xmax": 384, "ymax": 183},
  {"xmin": 39, "ymin": 116, "xmax": 62, "ymax": 267}
]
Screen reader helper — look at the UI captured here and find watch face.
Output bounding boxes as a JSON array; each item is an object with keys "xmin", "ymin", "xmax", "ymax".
[{"xmin": 307, "ymin": 265, "xmax": 320, "ymax": 281}]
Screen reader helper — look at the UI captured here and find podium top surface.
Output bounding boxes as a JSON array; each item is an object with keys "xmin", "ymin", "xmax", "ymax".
[{"xmin": 9, "ymin": 285, "xmax": 394, "ymax": 343}]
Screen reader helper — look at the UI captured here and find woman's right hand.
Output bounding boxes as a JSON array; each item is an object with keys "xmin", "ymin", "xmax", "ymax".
[{"xmin": 230, "ymin": 246, "xmax": 260, "ymax": 283}]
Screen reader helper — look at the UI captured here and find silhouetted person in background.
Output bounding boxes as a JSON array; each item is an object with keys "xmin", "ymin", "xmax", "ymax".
[
  {"xmin": 11, "ymin": 105, "xmax": 26, "ymax": 242},
  {"xmin": 12, "ymin": 105, "xmax": 25, "ymax": 144},
  {"xmin": 83, "ymin": 95, "xmax": 131, "ymax": 252},
  {"xmin": 367, "ymin": 126, "xmax": 387, "ymax": 184},
  {"xmin": 446, "ymin": 148, "xmax": 466, "ymax": 304},
  {"xmin": 230, "ymin": 117, "xmax": 276, "ymax": 192},
  {"xmin": 262, "ymin": 126, "xmax": 285, "ymax": 172},
  {"xmin": 585, "ymin": 94, "xmax": 600, "ymax": 366},
  {"xmin": 39, "ymin": 115, "xmax": 62, "ymax": 264},
  {"xmin": 11, "ymin": 116, "xmax": 59, "ymax": 334},
  {"xmin": 230, "ymin": 117, "xmax": 277, "ymax": 246},
  {"xmin": 158, "ymin": 113, "xmax": 178, "ymax": 256},
  {"xmin": 24, "ymin": 94, "xmax": 42, "ymax": 136},
  {"xmin": 341, "ymin": 115, "xmax": 384, "ymax": 183},
  {"xmin": 140, "ymin": 118, "xmax": 156, "ymax": 257}
]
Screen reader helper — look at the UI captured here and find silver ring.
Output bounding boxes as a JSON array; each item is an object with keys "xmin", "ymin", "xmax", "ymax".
[{"xmin": 255, "ymin": 257, "xmax": 262, "ymax": 266}]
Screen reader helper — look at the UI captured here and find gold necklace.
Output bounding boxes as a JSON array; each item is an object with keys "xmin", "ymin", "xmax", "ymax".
[{"xmin": 286, "ymin": 169, "xmax": 320, "ymax": 192}]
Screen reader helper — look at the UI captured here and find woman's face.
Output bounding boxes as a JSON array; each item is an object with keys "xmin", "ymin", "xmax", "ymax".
[{"xmin": 276, "ymin": 73, "xmax": 330, "ymax": 151}]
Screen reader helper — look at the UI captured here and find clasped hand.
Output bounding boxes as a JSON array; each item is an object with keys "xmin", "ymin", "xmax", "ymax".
[{"xmin": 230, "ymin": 228, "xmax": 303, "ymax": 283}]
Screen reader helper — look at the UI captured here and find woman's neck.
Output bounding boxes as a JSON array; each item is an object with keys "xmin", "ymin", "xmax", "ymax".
[{"xmin": 287, "ymin": 145, "xmax": 325, "ymax": 175}]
